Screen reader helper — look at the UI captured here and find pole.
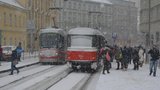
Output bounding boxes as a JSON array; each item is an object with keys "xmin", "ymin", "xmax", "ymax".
[
  {"xmin": 148, "ymin": 0, "xmax": 151, "ymax": 47},
  {"xmin": 146, "ymin": 0, "xmax": 151, "ymax": 63}
]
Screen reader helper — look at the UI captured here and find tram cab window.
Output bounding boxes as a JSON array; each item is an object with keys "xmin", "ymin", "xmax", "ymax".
[
  {"xmin": 68, "ymin": 35, "xmax": 92, "ymax": 47},
  {"xmin": 40, "ymin": 33, "xmax": 58, "ymax": 48}
]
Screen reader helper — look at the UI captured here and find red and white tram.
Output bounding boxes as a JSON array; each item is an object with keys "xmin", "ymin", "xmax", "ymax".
[
  {"xmin": 67, "ymin": 27, "xmax": 105, "ymax": 71},
  {"xmin": 39, "ymin": 28, "xmax": 66, "ymax": 64}
]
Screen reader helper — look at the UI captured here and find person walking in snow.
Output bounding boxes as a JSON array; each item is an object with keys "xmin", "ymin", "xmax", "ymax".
[
  {"xmin": 115, "ymin": 46, "xmax": 123, "ymax": 70},
  {"xmin": 132, "ymin": 47, "xmax": 139, "ymax": 70},
  {"xmin": 16, "ymin": 42, "xmax": 24, "ymax": 61},
  {"xmin": 102, "ymin": 47, "xmax": 111, "ymax": 74},
  {"xmin": 121, "ymin": 46, "xmax": 129, "ymax": 70},
  {"xmin": 138, "ymin": 46, "xmax": 145, "ymax": 67},
  {"xmin": 9, "ymin": 50, "xmax": 19, "ymax": 75},
  {"xmin": 148, "ymin": 45, "xmax": 160, "ymax": 77}
]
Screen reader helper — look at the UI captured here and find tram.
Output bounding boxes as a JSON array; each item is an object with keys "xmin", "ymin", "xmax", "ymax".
[
  {"xmin": 67, "ymin": 27, "xmax": 105, "ymax": 71},
  {"xmin": 39, "ymin": 28, "xmax": 66, "ymax": 64}
]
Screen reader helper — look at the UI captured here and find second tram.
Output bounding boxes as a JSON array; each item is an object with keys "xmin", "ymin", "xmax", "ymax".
[{"xmin": 39, "ymin": 28, "xmax": 66, "ymax": 64}]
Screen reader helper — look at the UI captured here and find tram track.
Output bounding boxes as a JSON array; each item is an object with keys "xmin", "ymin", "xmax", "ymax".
[
  {"xmin": 47, "ymin": 72, "xmax": 92, "ymax": 90},
  {"xmin": 0, "ymin": 65, "xmax": 71, "ymax": 90},
  {"xmin": 0, "ymin": 63, "xmax": 40, "ymax": 78},
  {"xmin": 0, "ymin": 63, "xmax": 99, "ymax": 90}
]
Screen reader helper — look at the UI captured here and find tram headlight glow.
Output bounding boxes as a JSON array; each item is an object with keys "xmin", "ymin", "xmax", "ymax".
[{"xmin": 91, "ymin": 62, "xmax": 97, "ymax": 70}]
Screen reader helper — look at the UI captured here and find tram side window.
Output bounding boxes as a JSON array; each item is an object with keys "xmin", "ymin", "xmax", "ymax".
[
  {"xmin": 92, "ymin": 36, "xmax": 98, "ymax": 47},
  {"xmin": 58, "ymin": 35, "xmax": 64, "ymax": 49},
  {"xmin": 67, "ymin": 36, "xmax": 71, "ymax": 47}
]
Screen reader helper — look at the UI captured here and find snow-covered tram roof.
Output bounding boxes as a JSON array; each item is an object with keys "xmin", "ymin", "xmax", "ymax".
[
  {"xmin": 40, "ymin": 28, "xmax": 66, "ymax": 36},
  {"xmin": 68, "ymin": 27, "xmax": 104, "ymax": 36}
]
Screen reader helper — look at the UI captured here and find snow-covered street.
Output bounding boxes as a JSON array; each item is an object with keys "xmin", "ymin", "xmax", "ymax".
[
  {"xmin": 0, "ymin": 56, "xmax": 160, "ymax": 90},
  {"xmin": 96, "ymin": 62, "xmax": 160, "ymax": 90}
]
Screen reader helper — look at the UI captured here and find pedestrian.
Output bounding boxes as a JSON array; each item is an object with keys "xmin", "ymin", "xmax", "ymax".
[
  {"xmin": 102, "ymin": 47, "xmax": 111, "ymax": 74},
  {"xmin": 0, "ymin": 45, "xmax": 2, "ymax": 66},
  {"xmin": 122, "ymin": 46, "xmax": 129, "ymax": 71},
  {"xmin": 132, "ymin": 47, "xmax": 139, "ymax": 70},
  {"xmin": 115, "ymin": 47, "xmax": 123, "ymax": 70},
  {"xmin": 138, "ymin": 46, "xmax": 145, "ymax": 67},
  {"xmin": 9, "ymin": 50, "xmax": 19, "ymax": 75},
  {"xmin": 128, "ymin": 47, "xmax": 132, "ymax": 64},
  {"xmin": 16, "ymin": 42, "xmax": 24, "ymax": 61},
  {"xmin": 148, "ymin": 45, "xmax": 160, "ymax": 77}
]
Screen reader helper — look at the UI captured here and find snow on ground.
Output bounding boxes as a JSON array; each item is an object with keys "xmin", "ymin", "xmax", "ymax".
[
  {"xmin": 96, "ymin": 62, "xmax": 160, "ymax": 90},
  {"xmin": 0, "ymin": 66, "xmax": 52, "ymax": 87},
  {"xmin": 48, "ymin": 73, "xmax": 88, "ymax": 90},
  {"xmin": 0, "ymin": 57, "xmax": 39, "ymax": 72},
  {"xmin": 8, "ymin": 65, "xmax": 68, "ymax": 90}
]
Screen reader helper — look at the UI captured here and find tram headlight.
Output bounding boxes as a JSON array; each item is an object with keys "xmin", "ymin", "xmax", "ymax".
[
  {"xmin": 92, "ymin": 56, "xmax": 96, "ymax": 60},
  {"xmin": 39, "ymin": 51, "xmax": 44, "ymax": 56},
  {"xmin": 67, "ymin": 62, "xmax": 72, "ymax": 68},
  {"xmin": 91, "ymin": 62, "xmax": 97, "ymax": 70},
  {"xmin": 55, "ymin": 52, "xmax": 58, "ymax": 56}
]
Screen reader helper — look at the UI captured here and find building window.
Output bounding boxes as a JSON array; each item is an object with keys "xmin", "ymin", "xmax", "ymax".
[
  {"xmin": 19, "ymin": 16, "xmax": 21, "ymax": 27},
  {"xmin": 10, "ymin": 14, "xmax": 12, "ymax": 26},
  {"xmin": 10, "ymin": 37, "xmax": 12, "ymax": 45},
  {"xmin": 15, "ymin": 15, "xmax": 17, "ymax": 27},
  {"xmin": 4, "ymin": 37, "xmax": 6, "ymax": 45},
  {"xmin": 15, "ymin": 38, "xmax": 17, "ymax": 46},
  {"xmin": 4, "ymin": 12, "xmax": 6, "ymax": 25}
]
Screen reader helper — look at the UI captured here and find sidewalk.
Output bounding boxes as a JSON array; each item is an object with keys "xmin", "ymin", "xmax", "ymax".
[{"xmin": 0, "ymin": 52, "xmax": 39, "ymax": 73}]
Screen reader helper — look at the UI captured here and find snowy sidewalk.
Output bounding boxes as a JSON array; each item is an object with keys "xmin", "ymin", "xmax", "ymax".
[
  {"xmin": 96, "ymin": 62, "xmax": 160, "ymax": 90},
  {"xmin": 0, "ymin": 54, "xmax": 39, "ymax": 73}
]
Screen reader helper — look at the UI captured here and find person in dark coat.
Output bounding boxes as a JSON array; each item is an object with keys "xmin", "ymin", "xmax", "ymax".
[
  {"xmin": 9, "ymin": 50, "xmax": 19, "ymax": 75},
  {"xmin": 121, "ymin": 46, "xmax": 129, "ymax": 70},
  {"xmin": 132, "ymin": 47, "xmax": 139, "ymax": 70},
  {"xmin": 148, "ymin": 45, "xmax": 160, "ymax": 77},
  {"xmin": 102, "ymin": 47, "xmax": 111, "ymax": 74}
]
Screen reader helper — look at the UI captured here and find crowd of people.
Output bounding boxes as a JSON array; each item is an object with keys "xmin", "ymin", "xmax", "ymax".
[{"xmin": 100, "ymin": 41, "xmax": 160, "ymax": 77}]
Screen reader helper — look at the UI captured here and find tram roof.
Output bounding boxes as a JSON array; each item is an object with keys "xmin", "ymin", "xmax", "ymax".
[
  {"xmin": 68, "ymin": 27, "xmax": 104, "ymax": 36},
  {"xmin": 40, "ymin": 28, "xmax": 66, "ymax": 36}
]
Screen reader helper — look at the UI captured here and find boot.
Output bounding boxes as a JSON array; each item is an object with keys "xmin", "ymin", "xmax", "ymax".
[
  {"xmin": 153, "ymin": 72, "xmax": 156, "ymax": 77},
  {"xmin": 149, "ymin": 70, "xmax": 152, "ymax": 76},
  {"xmin": 9, "ymin": 73, "xmax": 13, "ymax": 75},
  {"xmin": 17, "ymin": 70, "xmax": 20, "ymax": 74}
]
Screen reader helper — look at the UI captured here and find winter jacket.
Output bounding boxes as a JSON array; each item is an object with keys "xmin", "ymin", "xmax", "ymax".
[
  {"xmin": 148, "ymin": 48, "xmax": 160, "ymax": 60},
  {"xmin": 138, "ymin": 48, "xmax": 144, "ymax": 62},
  {"xmin": 11, "ymin": 50, "xmax": 17, "ymax": 61}
]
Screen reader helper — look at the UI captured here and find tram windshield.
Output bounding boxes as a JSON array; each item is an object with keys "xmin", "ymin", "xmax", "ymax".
[
  {"xmin": 68, "ymin": 35, "xmax": 97, "ymax": 47},
  {"xmin": 40, "ymin": 33, "xmax": 59, "ymax": 48}
]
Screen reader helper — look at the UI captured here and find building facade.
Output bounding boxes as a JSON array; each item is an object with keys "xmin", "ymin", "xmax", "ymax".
[
  {"xmin": 17, "ymin": 0, "xmax": 55, "ymax": 51},
  {"xmin": 110, "ymin": 0, "xmax": 138, "ymax": 46},
  {"xmin": 53, "ymin": 0, "xmax": 112, "ymax": 32},
  {"xmin": 0, "ymin": 0, "xmax": 27, "ymax": 50},
  {"xmin": 140, "ymin": 0, "xmax": 160, "ymax": 47},
  {"xmin": 53, "ymin": 0, "xmax": 137, "ymax": 46}
]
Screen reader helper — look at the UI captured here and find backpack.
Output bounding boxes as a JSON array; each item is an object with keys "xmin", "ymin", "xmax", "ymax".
[
  {"xmin": 106, "ymin": 51, "xmax": 111, "ymax": 61},
  {"xmin": 115, "ymin": 51, "xmax": 122, "ymax": 60}
]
